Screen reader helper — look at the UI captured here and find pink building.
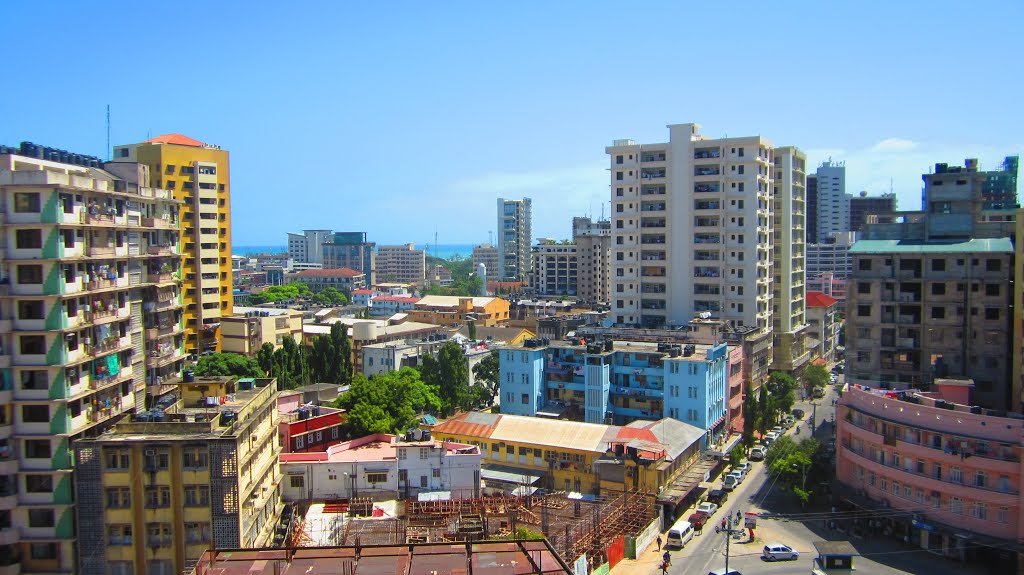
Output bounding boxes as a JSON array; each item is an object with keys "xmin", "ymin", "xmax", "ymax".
[
  {"xmin": 807, "ymin": 271, "xmax": 847, "ymax": 302},
  {"xmin": 836, "ymin": 382, "xmax": 1023, "ymax": 571}
]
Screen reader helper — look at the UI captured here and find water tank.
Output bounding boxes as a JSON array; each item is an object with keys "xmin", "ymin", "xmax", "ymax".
[
  {"xmin": 220, "ymin": 411, "xmax": 237, "ymax": 426},
  {"xmin": 422, "ymin": 429, "xmax": 431, "ymax": 441},
  {"xmin": 183, "ymin": 370, "xmax": 195, "ymax": 383},
  {"xmin": 476, "ymin": 263, "xmax": 488, "ymax": 296},
  {"xmin": 352, "ymin": 321, "xmax": 378, "ymax": 341},
  {"xmin": 297, "ymin": 408, "xmax": 310, "ymax": 421},
  {"xmin": 405, "ymin": 430, "xmax": 416, "ymax": 442},
  {"xmin": 312, "ymin": 405, "xmax": 321, "ymax": 416}
]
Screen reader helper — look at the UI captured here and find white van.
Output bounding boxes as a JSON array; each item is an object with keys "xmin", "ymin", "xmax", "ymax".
[{"xmin": 666, "ymin": 517, "xmax": 695, "ymax": 549}]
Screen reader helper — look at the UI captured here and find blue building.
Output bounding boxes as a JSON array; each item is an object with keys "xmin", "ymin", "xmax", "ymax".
[{"xmin": 499, "ymin": 339, "xmax": 730, "ymax": 447}]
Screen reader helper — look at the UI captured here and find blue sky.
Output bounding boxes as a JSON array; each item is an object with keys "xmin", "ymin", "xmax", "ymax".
[{"xmin": 1, "ymin": 1, "xmax": 1021, "ymax": 246}]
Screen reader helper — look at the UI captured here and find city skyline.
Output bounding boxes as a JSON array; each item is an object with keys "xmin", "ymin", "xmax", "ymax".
[{"xmin": 1, "ymin": 1, "xmax": 1021, "ymax": 245}]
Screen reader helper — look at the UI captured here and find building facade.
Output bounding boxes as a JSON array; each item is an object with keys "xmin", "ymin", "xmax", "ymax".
[
  {"xmin": 407, "ymin": 296, "xmax": 510, "ymax": 327},
  {"xmin": 287, "ymin": 229, "xmax": 333, "ymax": 264},
  {"xmin": 221, "ymin": 306, "xmax": 304, "ymax": 356},
  {"xmin": 807, "ymin": 271, "xmax": 848, "ymax": 303},
  {"xmin": 572, "ymin": 217, "xmax": 612, "ymax": 304},
  {"xmin": 321, "ymin": 232, "xmax": 375, "ymax": 285},
  {"xmin": 498, "ymin": 339, "xmax": 732, "ymax": 442},
  {"xmin": 74, "ymin": 377, "xmax": 283, "ymax": 575},
  {"xmin": 805, "ymin": 291, "xmax": 840, "ymax": 364},
  {"xmin": 471, "ymin": 244, "xmax": 499, "ymax": 285},
  {"xmin": 849, "ymin": 192, "xmax": 897, "ymax": 235},
  {"xmin": 530, "ymin": 240, "xmax": 578, "ymax": 296},
  {"xmin": 814, "ymin": 159, "xmax": 850, "ymax": 243},
  {"xmin": 0, "ymin": 149, "xmax": 188, "ymax": 573},
  {"xmin": 771, "ymin": 146, "xmax": 810, "ymax": 373},
  {"xmin": 291, "ymin": 268, "xmax": 365, "ymax": 293},
  {"xmin": 806, "ymin": 174, "xmax": 818, "ymax": 246},
  {"xmin": 114, "ymin": 134, "xmax": 233, "ymax": 354},
  {"xmin": 807, "ymin": 232, "xmax": 856, "ymax": 279},
  {"xmin": 277, "ymin": 392, "xmax": 347, "ymax": 454},
  {"xmin": 836, "ymin": 384, "xmax": 1023, "ymax": 570},
  {"xmin": 375, "ymin": 243, "xmax": 425, "ymax": 284},
  {"xmin": 497, "ymin": 198, "xmax": 532, "ymax": 281}
]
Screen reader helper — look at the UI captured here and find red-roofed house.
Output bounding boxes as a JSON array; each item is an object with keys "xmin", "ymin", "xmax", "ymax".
[
  {"xmin": 290, "ymin": 267, "xmax": 365, "ymax": 292},
  {"xmin": 370, "ymin": 295, "xmax": 420, "ymax": 317},
  {"xmin": 278, "ymin": 391, "xmax": 348, "ymax": 453},
  {"xmin": 351, "ymin": 289, "xmax": 377, "ymax": 307},
  {"xmin": 806, "ymin": 290, "xmax": 841, "ymax": 364}
]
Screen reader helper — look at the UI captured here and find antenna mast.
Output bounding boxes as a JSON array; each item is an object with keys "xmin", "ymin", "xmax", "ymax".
[{"xmin": 106, "ymin": 105, "xmax": 110, "ymax": 161}]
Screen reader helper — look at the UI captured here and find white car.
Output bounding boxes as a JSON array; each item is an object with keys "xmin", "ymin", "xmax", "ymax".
[
  {"xmin": 749, "ymin": 447, "xmax": 767, "ymax": 461},
  {"xmin": 696, "ymin": 502, "xmax": 719, "ymax": 517},
  {"xmin": 771, "ymin": 426, "xmax": 784, "ymax": 435},
  {"xmin": 762, "ymin": 543, "xmax": 799, "ymax": 561},
  {"xmin": 722, "ymin": 475, "xmax": 739, "ymax": 491},
  {"xmin": 765, "ymin": 431, "xmax": 780, "ymax": 443},
  {"xmin": 734, "ymin": 462, "xmax": 752, "ymax": 474}
]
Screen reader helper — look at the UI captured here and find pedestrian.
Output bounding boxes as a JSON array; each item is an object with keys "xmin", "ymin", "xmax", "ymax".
[
  {"xmin": 656, "ymin": 535, "xmax": 662, "ymax": 551},
  {"xmin": 660, "ymin": 561, "xmax": 668, "ymax": 575},
  {"xmin": 721, "ymin": 518, "xmax": 726, "ymax": 530},
  {"xmin": 663, "ymin": 550, "xmax": 671, "ymax": 566}
]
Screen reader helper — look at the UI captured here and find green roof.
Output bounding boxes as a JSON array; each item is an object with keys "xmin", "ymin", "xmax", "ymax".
[{"xmin": 849, "ymin": 238, "xmax": 1014, "ymax": 254}]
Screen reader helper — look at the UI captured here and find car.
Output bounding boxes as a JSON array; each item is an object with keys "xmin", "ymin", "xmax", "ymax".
[
  {"xmin": 781, "ymin": 416, "xmax": 795, "ymax": 428},
  {"xmin": 696, "ymin": 502, "xmax": 719, "ymax": 517},
  {"xmin": 812, "ymin": 387, "xmax": 826, "ymax": 398},
  {"xmin": 688, "ymin": 512, "xmax": 708, "ymax": 527},
  {"xmin": 771, "ymin": 426, "xmax": 785, "ymax": 435},
  {"xmin": 762, "ymin": 543, "xmax": 799, "ymax": 561},
  {"xmin": 733, "ymin": 462, "xmax": 752, "ymax": 474},
  {"xmin": 729, "ymin": 468, "xmax": 746, "ymax": 482},
  {"xmin": 706, "ymin": 489, "xmax": 729, "ymax": 506},
  {"xmin": 765, "ymin": 431, "xmax": 780, "ymax": 443},
  {"xmin": 722, "ymin": 475, "xmax": 739, "ymax": 491},
  {"xmin": 791, "ymin": 408, "xmax": 805, "ymax": 419},
  {"xmin": 749, "ymin": 447, "xmax": 767, "ymax": 461}
]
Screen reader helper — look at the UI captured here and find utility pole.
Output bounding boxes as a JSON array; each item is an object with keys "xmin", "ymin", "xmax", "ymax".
[{"xmin": 719, "ymin": 515, "xmax": 743, "ymax": 573}]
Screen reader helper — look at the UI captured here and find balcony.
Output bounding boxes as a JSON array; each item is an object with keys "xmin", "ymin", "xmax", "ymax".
[
  {"xmin": 694, "ymin": 183, "xmax": 720, "ymax": 194},
  {"xmin": 694, "ymin": 166, "xmax": 720, "ymax": 177},
  {"xmin": 640, "ymin": 169, "xmax": 666, "ymax": 180},
  {"xmin": 147, "ymin": 245, "xmax": 177, "ymax": 257}
]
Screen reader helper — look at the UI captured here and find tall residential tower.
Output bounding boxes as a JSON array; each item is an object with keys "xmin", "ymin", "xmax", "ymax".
[
  {"xmin": 814, "ymin": 159, "xmax": 850, "ymax": 243},
  {"xmin": 496, "ymin": 198, "xmax": 532, "ymax": 281}
]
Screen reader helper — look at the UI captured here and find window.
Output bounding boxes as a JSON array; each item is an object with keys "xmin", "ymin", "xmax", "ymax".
[
  {"xmin": 108, "ymin": 524, "xmax": 133, "ymax": 546},
  {"xmin": 146, "ymin": 523, "xmax": 172, "ymax": 547},
  {"xmin": 295, "ymin": 436, "xmax": 304, "ymax": 449},
  {"xmin": 15, "ymin": 229, "xmax": 42, "ymax": 249},
  {"xmin": 183, "ymin": 447, "xmax": 208, "ymax": 469},
  {"xmin": 973, "ymin": 503, "xmax": 987, "ymax": 520},
  {"xmin": 858, "ymin": 259, "xmax": 872, "ymax": 271},
  {"xmin": 184, "ymin": 485, "xmax": 210, "ymax": 507},
  {"xmin": 24, "ymin": 439, "xmax": 51, "ymax": 459},
  {"xmin": 857, "ymin": 282, "xmax": 871, "ymax": 295},
  {"xmin": 974, "ymin": 470, "xmax": 987, "ymax": 488},
  {"xmin": 28, "ymin": 508, "xmax": 54, "ymax": 527},
  {"xmin": 998, "ymin": 507, "xmax": 1009, "ymax": 523},
  {"xmin": 17, "ymin": 264, "xmax": 43, "ymax": 284},
  {"xmin": 984, "ymin": 308, "xmax": 1000, "ymax": 321},
  {"xmin": 931, "ymin": 306, "xmax": 945, "ymax": 319},
  {"xmin": 185, "ymin": 522, "xmax": 211, "ymax": 544},
  {"xmin": 985, "ymin": 284, "xmax": 999, "ymax": 297},
  {"xmin": 289, "ymin": 476, "xmax": 304, "ymax": 488},
  {"xmin": 14, "ymin": 192, "xmax": 41, "ymax": 213},
  {"xmin": 949, "ymin": 496, "xmax": 963, "ymax": 514},
  {"xmin": 29, "ymin": 543, "xmax": 58, "ymax": 560},
  {"xmin": 931, "ymin": 259, "xmax": 946, "ymax": 272},
  {"xmin": 857, "ymin": 305, "xmax": 871, "ymax": 317},
  {"xmin": 420, "ymin": 447, "xmax": 429, "ymax": 460},
  {"xmin": 521, "ymin": 393, "xmax": 529, "ymax": 404},
  {"xmin": 366, "ymin": 472, "xmax": 387, "ymax": 484},
  {"xmin": 25, "ymin": 474, "xmax": 53, "ymax": 493},
  {"xmin": 931, "ymin": 283, "xmax": 946, "ymax": 296},
  {"xmin": 146, "ymin": 560, "xmax": 173, "ymax": 575},
  {"xmin": 986, "ymin": 259, "xmax": 1001, "ymax": 272},
  {"xmin": 144, "ymin": 486, "xmax": 171, "ymax": 508},
  {"xmin": 110, "ymin": 562, "xmax": 133, "ymax": 575},
  {"xmin": 22, "ymin": 405, "xmax": 49, "ymax": 422},
  {"xmin": 432, "ymin": 468, "xmax": 441, "ymax": 478}
]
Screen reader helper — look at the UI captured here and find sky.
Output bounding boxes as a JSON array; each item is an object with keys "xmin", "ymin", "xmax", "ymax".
[{"xmin": 1, "ymin": 1, "xmax": 1021, "ymax": 247}]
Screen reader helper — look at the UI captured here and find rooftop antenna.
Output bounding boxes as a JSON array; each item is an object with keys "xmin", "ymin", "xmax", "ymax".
[
  {"xmin": 488, "ymin": 230, "xmax": 493, "ymax": 246},
  {"xmin": 105, "ymin": 105, "xmax": 110, "ymax": 161}
]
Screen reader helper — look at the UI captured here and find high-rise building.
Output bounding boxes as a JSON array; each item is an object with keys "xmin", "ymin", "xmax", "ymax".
[
  {"xmin": 849, "ymin": 192, "xmax": 897, "ymax": 235},
  {"xmin": 286, "ymin": 229, "xmax": 332, "ymax": 264},
  {"xmin": 847, "ymin": 157, "xmax": 1018, "ymax": 408},
  {"xmin": 814, "ymin": 159, "xmax": 850, "ymax": 243},
  {"xmin": 771, "ymin": 146, "xmax": 810, "ymax": 373},
  {"xmin": 806, "ymin": 174, "xmax": 818, "ymax": 246},
  {"xmin": 807, "ymin": 231, "xmax": 856, "ymax": 279},
  {"xmin": 321, "ymin": 231, "xmax": 375, "ymax": 285},
  {"xmin": 573, "ymin": 217, "xmax": 612, "ymax": 304},
  {"xmin": 530, "ymin": 239, "xmax": 578, "ymax": 296},
  {"xmin": 376, "ymin": 243, "xmax": 425, "ymax": 284},
  {"xmin": 606, "ymin": 124, "xmax": 801, "ymax": 340},
  {"xmin": 496, "ymin": 197, "xmax": 532, "ymax": 281},
  {"xmin": 74, "ymin": 376, "xmax": 283, "ymax": 575},
  {"xmin": 471, "ymin": 243, "xmax": 498, "ymax": 286},
  {"xmin": 0, "ymin": 147, "xmax": 183, "ymax": 573},
  {"xmin": 113, "ymin": 134, "xmax": 233, "ymax": 354}
]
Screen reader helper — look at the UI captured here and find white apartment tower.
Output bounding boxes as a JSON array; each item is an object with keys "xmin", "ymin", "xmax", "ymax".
[
  {"xmin": 287, "ymin": 229, "xmax": 332, "ymax": 264},
  {"xmin": 496, "ymin": 197, "xmax": 532, "ymax": 281},
  {"xmin": 573, "ymin": 217, "xmax": 612, "ymax": 304},
  {"xmin": 771, "ymin": 147, "xmax": 810, "ymax": 372},
  {"xmin": 606, "ymin": 124, "xmax": 777, "ymax": 332},
  {"xmin": 814, "ymin": 159, "xmax": 850, "ymax": 243}
]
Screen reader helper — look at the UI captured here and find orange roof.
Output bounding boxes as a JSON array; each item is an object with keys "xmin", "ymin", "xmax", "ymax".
[
  {"xmin": 144, "ymin": 133, "xmax": 205, "ymax": 147},
  {"xmin": 806, "ymin": 290, "xmax": 839, "ymax": 308}
]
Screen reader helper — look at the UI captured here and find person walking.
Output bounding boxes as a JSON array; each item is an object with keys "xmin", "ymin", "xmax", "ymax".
[
  {"xmin": 656, "ymin": 535, "xmax": 662, "ymax": 551},
  {"xmin": 662, "ymin": 550, "xmax": 671, "ymax": 566}
]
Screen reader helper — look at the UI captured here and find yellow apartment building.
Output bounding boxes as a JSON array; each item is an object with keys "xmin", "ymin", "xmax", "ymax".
[
  {"xmin": 73, "ymin": 376, "xmax": 283, "ymax": 575},
  {"xmin": 113, "ymin": 135, "xmax": 233, "ymax": 354},
  {"xmin": 431, "ymin": 411, "xmax": 703, "ymax": 496},
  {"xmin": 408, "ymin": 296, "xmax": 510, "ymax": 327},
  {"xmin": 221, "ymin": 306, "xmax": 304, "ymax": 356}
]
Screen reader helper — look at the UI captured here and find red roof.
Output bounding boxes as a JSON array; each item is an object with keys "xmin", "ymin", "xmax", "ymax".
[
  {"xmin": 806, "ymin": 291, "xmax": 839, "ymax": 308},
  {"xmin": 144, "ymin": 133, "xmax": 205, "ymax": 147},
  {"xmin": 294, "ymin": 268, "xmax": 363, "ymax": 278},
  {"xmin": 352, "ymin": 289, "xmax": 374, "ymax": 295},
  {"xmin": 432, "ymin": 412, "xmax": 500, "ymax": 438},
  {"xmin": 373, "ymin": 296, "xmax": 419, "ymax": 303}
]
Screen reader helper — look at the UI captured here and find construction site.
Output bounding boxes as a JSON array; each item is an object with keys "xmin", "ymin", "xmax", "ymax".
[{"xmin": 287, "ymin": 491, "xmax": 657, "ymax": 572}]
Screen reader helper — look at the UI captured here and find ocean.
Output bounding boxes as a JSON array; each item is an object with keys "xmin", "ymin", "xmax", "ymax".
[{"xmin": 232, "ymin": 243, "xmax": 476, "ymax": 260}]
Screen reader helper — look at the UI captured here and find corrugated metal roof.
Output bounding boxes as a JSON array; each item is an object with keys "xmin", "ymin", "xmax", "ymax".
[
  {"xmin": 433, "ymin": 412, "xmax": 501, "ymax": 438},
  {"xmin": 491, "ymin": 415, "xmax": 613, "ymax": 453},
  {"xmin": 849, "ymin": 238, "xmax": 1013, "ymax": 254},
  {"xmin": 626, "ymin": 418, "xmax": 705, "ymax": 462}
]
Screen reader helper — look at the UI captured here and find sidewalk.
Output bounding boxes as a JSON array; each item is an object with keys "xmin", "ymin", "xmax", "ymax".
[{"xmin": 609, "ymin": 534, "xmax": 667, "ymax": 575}]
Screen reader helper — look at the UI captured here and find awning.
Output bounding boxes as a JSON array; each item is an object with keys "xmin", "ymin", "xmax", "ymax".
[{"xmin": 481, "ymin": 464, "xmax": 543, "ymax": 486}]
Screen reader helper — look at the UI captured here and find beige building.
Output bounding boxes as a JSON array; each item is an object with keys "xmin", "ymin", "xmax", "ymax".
[
  {"xmin": 529, "ymin": 239, "xmax": 577, "ymax": 296},
  {"xmin": 770, "ymin": 146, "xmax": 810, "ymax": 373},
  {"xmin": 221, "ymin": 306, "xmax": 304, "ymax": 355},
  {"xmin": 573, "ymin": 217, "xmax": 611, "ymax": 304},
  {"xmin": 74, "ymin": 376, "xmax": 283, "ymax": 575},
  {"xmin": 375, "ymin": 243, "xmax": 425, "ymax": 284},
  {"xmin": 497, "ymin": 198, "xmax": 532, "ymax": 280},
  {"xmin": 472, "ymin": 244, "xmax": 499, "ymax": 282},
  {"xmin": 0, "ymin": 148, "xmax": 184, "ymax": 573}
]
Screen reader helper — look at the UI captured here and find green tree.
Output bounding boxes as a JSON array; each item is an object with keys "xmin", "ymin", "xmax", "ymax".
[
  {"xmin": 249, "ymin": 282, "xmax": 312, "ymax": 305},
  {"xmin": 193, "ymin": 353, "xmax": 262, "ymax": 378},
  {"xmin": 766, "ymin": 436, "xmax": 820, "ymax": 506},
  {"xmin": 472, "ymin": 350, "xmax": 500, "ymax": 407},
  {"xmin": 766, "ymin": 371, "xmax": 798, "ymax": 424},
  {"xmin": 756, "ymin": 384, "xmax": 770, "ymax": 435},
  {"xmin": 309, "ymin": 323, "xmax": 353, "ymax": 385},
  {"xmin": 742, "ymin": 388, "xmax": 758, "ymax": 448},
  {"xmin": 420, "ymin": 341, "xmax": 471, "ymax": 416},
  {"xmin": 728, "ymin": 445, "xmax": 744, "ymax": 468},
  {"xmin": 256, "ymin": 343, "xmax": 275, "ymax": 375},
  {"xmin": 335, "ymin": 368, "xmax": 441, "ymax": 436},
  {"xmin": 312, "ymin": 287, "xmax": 348, "ymax": 307},
  {"xmin": 272, "ymin": 336, "xmax": 308, "ymax": 390},
  {"xmin": 802, "ymin": 364, "xmax": 830, "ymax": 398},
  {"xmin": 467, "ymin": 320, "xmax": 477, "ymax": 342}
]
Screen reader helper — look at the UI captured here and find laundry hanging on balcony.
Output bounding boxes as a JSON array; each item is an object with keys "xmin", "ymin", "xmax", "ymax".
[{"xmin": 106, "ymin": 354, "xmax": 120, "ymax": 377}]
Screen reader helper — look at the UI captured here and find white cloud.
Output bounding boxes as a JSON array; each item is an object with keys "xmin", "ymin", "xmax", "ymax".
[{"xmin": 871, "ymin": 138, "xmax": 918, "ymax": 152}]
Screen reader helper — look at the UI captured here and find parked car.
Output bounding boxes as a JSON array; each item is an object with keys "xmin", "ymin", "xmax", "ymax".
[
  {"xmin": 733, "ymin": 462, "xmax": 752, "ymax": 474},
  {"xmin": 762, "ymin": 543, "xmax": 799, "ymax": 561},
  {"xmin": 791, "ymin": 408, "xmax": 805, "ymax": 419},
  {"xmin": 707, "ymin": 489, "xmax": 729, "ymax": 506},
  {"xmin": 771, "ymin": 426, "xmax": 785, "ymax": 435},
  {"xmin": 729, "ymin": 469, "xmax": 746, "ymax": 482},
  {"xmin": 722, "ymin": 475, "xmax": 739, "ymax": 492},
  {"xmin": 689, "ymin": 512, "xmax": 709, "ymax": 528},
  {"xmin": 696, "ymin": 502, "xmax": 719, "ymax": 517},
  {"xmin": 749, "ymin": 447, "xmax": 767, "ymax": 461},
  {"xmin": 813, "ymin": 387, "xmax": 826, "ymax": 398},
  {"xmin": 781, "ymin": 416, "xmax": 795, "ymax": 428},
  {"xmin": 765, "ymin": 431, "xmax": 780, "ymax": 443}
]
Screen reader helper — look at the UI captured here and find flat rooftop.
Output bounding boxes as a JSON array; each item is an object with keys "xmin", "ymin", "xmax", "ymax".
[{"xmin": 849, "ymin": 238, "xmax": 1013, "ymax": 254}]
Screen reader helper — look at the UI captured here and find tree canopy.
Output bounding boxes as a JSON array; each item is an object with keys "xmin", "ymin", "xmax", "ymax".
[
  {"xmin": 249, "ymin": 282, "xmax": 312, "ymax": 305},
  {"xmin": 309, "ymin": 322, "xmax": 353, "ymax": 386},
  {"xmin": 420, "ymin": 341, "xmax": 474, "ymax": 416},
  {"xmin": 802, "ymin": 364, "xmax": 830, "ymax": 396},
  {"xmin": 765, "ymin": 436, "xmax": 823, "ymax": 505},
  {"xmin": 472, "ymin": 350, "xmax": 500, "ymax": 407},
  {"xmin": 193, "ymin": 353, "xmax": 263, "ymax": 378},
  {"xmin": 334, "ymin": 368, "xmax": 440, "ymax": 436},
  {"xmin": 311, "ymin": 287, "xmax": 348, "ymax": 307}
]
